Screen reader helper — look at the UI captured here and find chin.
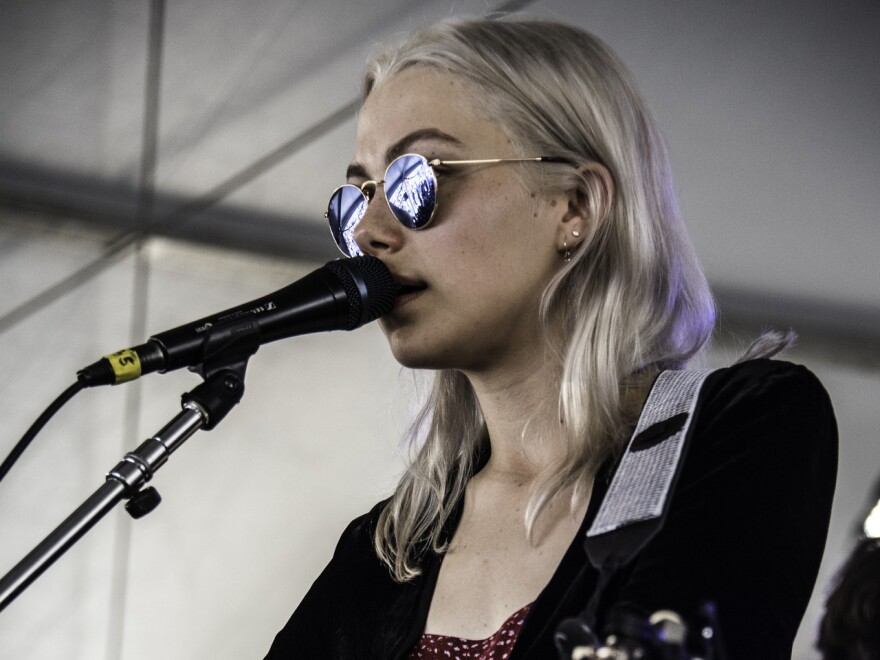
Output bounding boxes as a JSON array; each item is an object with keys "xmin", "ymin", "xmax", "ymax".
[
  {"xmin": 380, "ymin": 314, "xmax": 496, "ymax": 372},
  {"xmin": 387, "ymin": 343, "xmax": 447, "ymax": 371},
  {"xmin": 382, "ymin": 327, "xmax": 457, "ymax": 371},
  {"xmin": 387, "ymin": 336, "xmax": 491, "ymax": 374}
]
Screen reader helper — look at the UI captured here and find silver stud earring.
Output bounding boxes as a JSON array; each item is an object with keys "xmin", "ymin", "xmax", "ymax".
[{"xmin": 572, "ymin": 230, "xmax": 581, "ymax": 238}]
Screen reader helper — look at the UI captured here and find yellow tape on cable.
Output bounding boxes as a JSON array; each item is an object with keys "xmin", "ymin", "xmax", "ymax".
[{"xmin": 105, "ymin": 349, "xmax": 142, "ymax": 384}]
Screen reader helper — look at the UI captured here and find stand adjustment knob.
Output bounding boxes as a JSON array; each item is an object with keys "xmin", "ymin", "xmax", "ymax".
[{"xmin": 125, "ymin": 486, "xmax": 162, "ymax": 519}]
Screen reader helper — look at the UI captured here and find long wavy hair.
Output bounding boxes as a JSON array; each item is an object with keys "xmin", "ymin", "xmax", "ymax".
[{"xmin": 364, "ymin": 16, "xmax": 717, "ymax": 582}]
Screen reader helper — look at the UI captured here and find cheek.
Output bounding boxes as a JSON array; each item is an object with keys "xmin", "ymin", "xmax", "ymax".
[
  {"xmin": 436, "ymin": 177, "xmax": 526, "ymax": 248},
  {"xmin": 426, "ymin": 174, "xmax": 558, "ymax": 299},
  {"xmin": 424, "ymin": 195, "xmax": 495, "ymax": 272}
]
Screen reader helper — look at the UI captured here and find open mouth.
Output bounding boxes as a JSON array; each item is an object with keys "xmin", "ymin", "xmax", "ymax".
[
  {"xmin": 396, "ymin": 282, "xmax": 427, "ymax": 295},
  {"xmin": 393, "ymin": 280, "xmax": 428, "ymax": 307}
]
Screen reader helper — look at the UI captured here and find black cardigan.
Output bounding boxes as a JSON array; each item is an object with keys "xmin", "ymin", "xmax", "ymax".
[{"xmin": 265, "ymin": 360, "xmax": 838, "ymax": 659}]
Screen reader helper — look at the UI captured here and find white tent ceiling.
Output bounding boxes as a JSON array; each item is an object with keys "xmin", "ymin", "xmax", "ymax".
[
  {"xmin": 1, "ymin": 0, "xmax": 879, "ymax": 357},
  {"xmin": 1, "ymin": 3, "xmax": 879, "ymax": 658}
]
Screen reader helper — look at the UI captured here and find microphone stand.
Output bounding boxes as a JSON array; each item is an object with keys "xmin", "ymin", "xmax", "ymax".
[{"xmin": 0, "ymin": 322, "xmax": 261, "ymax": 613}]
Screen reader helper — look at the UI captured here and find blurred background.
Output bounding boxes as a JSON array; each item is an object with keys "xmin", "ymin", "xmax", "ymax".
[{"xmin": 0, "ymin": 0, "xmax": 878, "ymax": 658}]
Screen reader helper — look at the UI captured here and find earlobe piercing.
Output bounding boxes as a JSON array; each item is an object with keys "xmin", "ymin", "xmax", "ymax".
[
  {"xmin": 562, "ymin": 239, "xmax": 572, "ymax": 263},
  {"xmin": 561, "ymin": 230, "xmax": 581, "ymax": 262}
]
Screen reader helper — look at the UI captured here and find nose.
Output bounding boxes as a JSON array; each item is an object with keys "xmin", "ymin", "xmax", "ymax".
[{"xmin": 354, "ymin": 183, "xmax": 405, "ymax": 256}]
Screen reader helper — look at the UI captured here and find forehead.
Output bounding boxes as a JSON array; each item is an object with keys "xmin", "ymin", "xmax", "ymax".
[{"xmin": 353, "ymin": 68, "xmax": 509, "ymax": 168}]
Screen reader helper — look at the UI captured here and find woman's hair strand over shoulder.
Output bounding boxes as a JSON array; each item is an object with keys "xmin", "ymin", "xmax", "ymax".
[{"xmin": 365, "ymin": 15, "xmax": 716, "ymax": 582}]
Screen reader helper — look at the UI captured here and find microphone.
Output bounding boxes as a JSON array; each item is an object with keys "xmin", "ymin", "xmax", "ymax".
[{"xmin": 78, "ymin": 256, "xmax": 396, "ymax": 387}]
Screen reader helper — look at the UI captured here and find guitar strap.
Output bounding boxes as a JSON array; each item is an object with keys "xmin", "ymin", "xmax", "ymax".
[{"xmin": 580, "ymin": 368, "xmax": 718, "ymax": 624}]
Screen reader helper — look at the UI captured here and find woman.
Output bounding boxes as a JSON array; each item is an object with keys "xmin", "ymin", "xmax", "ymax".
[{"xmin": 266, "ymin": 16, "xmax": 837, "ymax": 659}]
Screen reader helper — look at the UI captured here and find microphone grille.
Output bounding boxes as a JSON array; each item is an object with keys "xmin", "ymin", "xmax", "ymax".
[{"xmin": 325, "ymin": 256, "xmax": 396, "ymax": 329}]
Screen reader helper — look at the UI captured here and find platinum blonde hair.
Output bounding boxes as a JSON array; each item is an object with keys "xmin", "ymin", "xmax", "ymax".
[{"xmin": 364, "ymin": 16, "xmax": 717, "ymax": 581}]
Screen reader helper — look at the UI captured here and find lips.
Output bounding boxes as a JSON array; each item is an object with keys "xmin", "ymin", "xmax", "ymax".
[
  {"xmin": 396, "ymin": 282, "xmax": 427, "ymax": 295},
  {"xmin": 391, "ymin": 274, "xmax": 428, "ymax": 309}
]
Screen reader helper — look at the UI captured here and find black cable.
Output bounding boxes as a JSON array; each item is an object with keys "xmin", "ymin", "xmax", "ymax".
[{"xmin": 0, "ymin": 380, "xmax": 85, "ymax": 484}]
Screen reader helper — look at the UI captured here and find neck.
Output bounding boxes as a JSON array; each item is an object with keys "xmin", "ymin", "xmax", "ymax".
[{"xmin": 463, "ymin": 346, "xmax": 566, "ymax": 484}]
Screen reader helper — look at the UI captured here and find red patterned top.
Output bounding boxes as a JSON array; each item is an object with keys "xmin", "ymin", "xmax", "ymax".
[{"xmin": 407, "ymin": 602, "xmax": 533, "ymax": 660}]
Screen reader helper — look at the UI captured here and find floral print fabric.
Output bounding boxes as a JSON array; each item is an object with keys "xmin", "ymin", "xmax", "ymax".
[{"xmin": 407, "ymin": 603, "xmax": 532, "ymax": 660}]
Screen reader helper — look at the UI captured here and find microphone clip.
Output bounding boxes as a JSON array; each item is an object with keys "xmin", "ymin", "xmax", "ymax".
[{"xmin": 182, "ymin": 318, "xmax": 262, "ymax": 430}]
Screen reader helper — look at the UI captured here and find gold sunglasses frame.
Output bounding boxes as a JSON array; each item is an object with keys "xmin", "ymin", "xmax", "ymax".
[{"xmin": 325, "ymin": 153, "xmax": 569, "ymax": 256}]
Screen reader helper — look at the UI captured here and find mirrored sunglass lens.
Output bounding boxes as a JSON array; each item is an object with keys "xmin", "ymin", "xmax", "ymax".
[
  {"xmin": 385, "ymin": 154, "xmax": 436, "ymax": 229},
  {"xmin": 327, "ymin": 185, "xmax": 367, "ymax": 257}
]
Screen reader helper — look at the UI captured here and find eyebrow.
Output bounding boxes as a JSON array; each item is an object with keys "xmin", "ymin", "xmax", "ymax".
[{"xmin": 345, "ymin": 128, "xmax": 465, "ymax": 180}]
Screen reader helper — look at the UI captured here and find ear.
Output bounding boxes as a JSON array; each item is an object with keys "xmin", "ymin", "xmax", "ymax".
[{"xmin": 555, "ymin": 162, "xmax": 615, "ymax": 251}]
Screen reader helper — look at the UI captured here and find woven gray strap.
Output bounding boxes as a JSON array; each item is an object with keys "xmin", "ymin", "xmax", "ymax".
[{"xmin": 587, "ymin": 368, "xmax": 717, "ymax": 538}]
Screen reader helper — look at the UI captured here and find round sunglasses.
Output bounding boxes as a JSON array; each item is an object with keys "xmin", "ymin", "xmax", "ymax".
[{"xmin": 325, "ymin": 153, "xmax": 568, "ymax": 257}]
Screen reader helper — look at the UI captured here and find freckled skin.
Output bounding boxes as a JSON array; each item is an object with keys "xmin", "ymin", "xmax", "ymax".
[
  {"xmin": 352, "ymin": 68, "xmax": 569, "ymax": 377},
  {"xmin": 351, "ymin": 68, "xmax": 591, "ymax": 641}
]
